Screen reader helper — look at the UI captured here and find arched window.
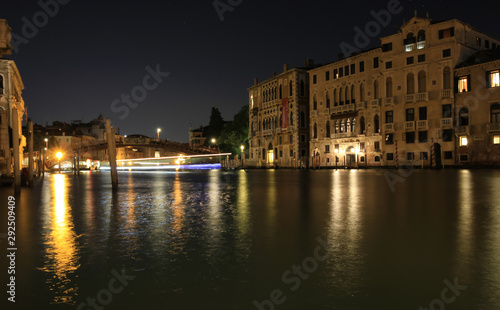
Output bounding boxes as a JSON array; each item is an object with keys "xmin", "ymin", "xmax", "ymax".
[
  {"xmin": 326, "ymin": 121, "xmax": 330, "ymax": 138},
  {"xmin": 335, "ymin": 120, "xmax": 339, "ymax": 133},
  {"xmin": 386, "ymin": 77, "xmax": 393, "ymax": 97},
  {"xmin": 339, "ymin": 87, "xmax": 344, "ymax": 105},
  {"xmin": 313, "ymin": 123, "xmax": 317, "ymax": 139},
  {"xmin": 373, "ymin": 80, "xmax": 379, "ymax": 99},
  {"xmin": 345, "ymin": 87, "xmax": 349, "ymax": 104},
  {"xmin": 374, "ymin": 114, "xmax": 380, "ymax": 133},
  {"xmin": 351, "ymin": 85, "xmax": 355, "ymax": 103},
  {"xmin": 360, "ymin": 83, "xmax": 364, "ymax": 102},
  {"xmin": 300, "ymin": 111, "xmax": 306, "ymax": 127},
  {"xmin": 313, "ymin": 94, "xmax": 317, "ymax": 110},
  {"xmin": 340, "ymin": 119, "xmax": 345, "ymax": 132},
  {"xmin": 289, "ymin": 112, "xmax": 293, "ymax": 126},
  {"xmin": 443, "ymin": 67, "xmax": 451, "ymax": 89},
  {"xmin": 289, "ymin": 80, "xmax": 293, "ymax": 96},
  {"xmin": 334, "ymin": 89, "xmax": 338, "ymax": 106},
  {"xmin": 492, "ymin": 104, "xmax": 500, "ymax": 123},
  {"xmin": 0, "ymin": 75, "xmax": 3, "ymax": 95},
  {"xmin": 407, "ymin": 73, "xmax": 415, "ymax": 94},
  {"xmin": 326, "ymin": 92, "xmax": 330, "ymax": 108},
  {"xmin": 275, "ymin": 117, "xmax": 278, "ymax": 129},
  {"xmin": 280, "ymin": 115, "xmax": 283, "ymax": 128},
  {"xmin": 417, "ymin": 30, "xmax": 426, "ymax": 42},
  {"xmin": 360, "ymin": 116, "xmax": 366, "ymax": 134},
  {"xmin": 346, "ymin": 118, "xmax": 351, "ymax": 132},
  {"xmin": 352, "ymin": 118, "xmax": 356, "ymax": 133},
  {"xmin": 279, "ymin": 85, "xmax": 283, "ymax": 99},
  {"xmin": 459, "ymin": 107, "xmax": 469, "ymax": 126},
  {"xmin": 418, "ymin": 71, "xmax": 427, "ymax": 93},
  {"xmin": 300, "ymin": 80, "xmax": 305, "ymax": 96}
]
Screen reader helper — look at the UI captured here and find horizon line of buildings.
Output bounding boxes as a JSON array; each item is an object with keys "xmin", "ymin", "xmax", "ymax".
[{"xmin": 247, "ymin": 14, "xmax": 500, "ymax": 168}]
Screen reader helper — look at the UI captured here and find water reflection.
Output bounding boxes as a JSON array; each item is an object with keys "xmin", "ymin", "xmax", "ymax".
[{"xmin": 39, "ymin": 174, "xmax": 80, "ymax": 305}]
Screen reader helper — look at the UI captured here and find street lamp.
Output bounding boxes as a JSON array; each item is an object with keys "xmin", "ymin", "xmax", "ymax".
[
  {"xmin": 56, "ymin": 151, "xmax": 63, "ymax": 173},
  {"xmin": 211, "ymin": 138, "xmax": 216, "ymax": 152},
  {"xmin": 354, "ymin": 147, "xmax": 360, "ymax": 168},
  {"xmin": 334, "ymin": 148, "xmax": 339, "ymax": 169},
  {"xmin": 240, "ymin": 145, "xmax": 245, "ymax": 167},
  {"xmin": 157, "ymin": 128, "xmax": 161, "ymax": 140},
  {"xmin": 44, "ymin": 138, "xmax": 48, "ymax": 148}
]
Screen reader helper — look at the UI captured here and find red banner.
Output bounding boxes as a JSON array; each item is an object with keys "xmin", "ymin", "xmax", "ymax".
[{"xmin": 282, "ymin": 98, "xmax": 288, "ymax": 130}]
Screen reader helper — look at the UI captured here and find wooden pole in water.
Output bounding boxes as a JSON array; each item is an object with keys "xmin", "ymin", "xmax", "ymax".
[
  {"xmin": 12, "ymin": 106, "xmax": 21, "ymax": 193},
  {"xmin": 28, "ymin": 121, "xmax": 34, "ymax": 187},
  {"xmin": 76, "ymin": 149, "xmax": 80, "ymax": 176},
  {"xmin": 105, "ymin": 118, "xmax": 118, "ymax": 189}
]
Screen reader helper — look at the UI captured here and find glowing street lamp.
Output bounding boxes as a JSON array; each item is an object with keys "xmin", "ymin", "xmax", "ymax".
[
  {"xmin": 334, "ymin": 148, "xmax": 339, "ymax": 169},
  {"xmin": 157, "ymin": 128, "xmax": 161, "ymax": 140},
  {"xmin": 354, "ymin": 147, "xmax": 360, "ymax": 168},
  {"xmin": 44, "ymin": 138, "xmax": 48, "ymax": 148},
  {"xmin": 211, "ymin": 138, "xmax": 216, "ymax": 151},
  {"xmin": 240, "ymin": 145, "xmax": 245, "ymax": 167},
  {"xmin": 56, "ymin": 151, "xmax": 63, "ymax": 173}
]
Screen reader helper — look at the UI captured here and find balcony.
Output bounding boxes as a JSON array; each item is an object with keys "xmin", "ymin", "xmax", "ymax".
[
  {"xmin": 405, "ymin": 121, "xmax": 415, "ymax": 131},
  {"xmin": 405, "ymin": 94, "xmax": 415, "ymax": 103},
  {"xmin": 384, "ymin": 97, "xmax": 395, "ymax": 106},
  {"xmin": 416, "ymin": 92, "xmax": 428, "ymax": 101},
  {"xmin": 417, "ymin": 120, "xmax": 428, "ymax": 130},
  {"xmin": 341, "ymin": 103, "xmax": 356, "ymax": 113},
  {"xmin": 371, "ymin": 99, "xmax": 380, "ymax": 108},
  {"xmin": 384, "ymin": 123, "xmax": 394, "ymax": 132},
  {"xmin": 332, "ymin": 132, "xmax": 357, "ymax": 139},
  {"xmin": 487, "ymin": 123, "xmax": 500, "ymax": 132},
  {"xmin": 440, "ymin": 89, "xmax": 452, "ymax": 99},
  {"xmin": 323, "ymin": 108, "xmax": 330, "ymax": 115},
  {"xmin": 263, "ymin": 129, "xmax": 273, "ymax": 136},
  {"xmin": 287, "ymin": 126, "xmax": 294, "ymax": 132},
  {"xmin": 311, "ymin": 110, "xmax": 318, "ymax": 117},
  {"xmin": 456, "ymin": 126, "xmax": 470, "ymax": 135},
  {"xmin": 356, "ymin": 101, "xmax": 366, "ymax": 110},
  {"xmin": 441, "ymin": 118, "xmax": 453, "ymax": 128}
]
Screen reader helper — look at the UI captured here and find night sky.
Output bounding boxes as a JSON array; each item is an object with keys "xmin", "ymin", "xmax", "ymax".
[{"xmin": 1, "ymin": 0, "xmax": 500, "ymax": 142}]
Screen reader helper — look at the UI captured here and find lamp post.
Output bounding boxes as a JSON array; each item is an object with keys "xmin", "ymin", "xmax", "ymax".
[
  {"xmin": 56, "ymin": 152, "xmax": 63, "ymax": 173},
  {"xmin": 44, "ymin": 138, "xmax": 48, "ymax": 148},
  {"xmin": 157, "ymin": 128, "xmax": 161, "ymax": 140},
  {"xmin": 211, "ymin": 138, "xmax": 216, "ymax": 151},
  {"xmin": 355, "ymin": 147, "xmax": 360, "ymax": 169},
  {"xmin": 334, "ymin": 148, "xmax": 338, "ymax": 169},
  {"xmin": 240, "ymin": 145, "xmax": 245, "ymax": 167}
]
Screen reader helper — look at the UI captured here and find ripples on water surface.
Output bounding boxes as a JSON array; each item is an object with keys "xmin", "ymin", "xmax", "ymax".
[{"xmin": 0, "ymin": 169, "xmax": 499, "ymax": 310}]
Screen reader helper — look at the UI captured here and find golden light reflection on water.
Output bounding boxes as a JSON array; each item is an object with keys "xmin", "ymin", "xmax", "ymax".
[
  {"xmin": 40, "ymin": 174, "xmax": 80, "ymax": 305},
  {"xmin": 236, "ymin": 170, "xmax": 250, "ymax": 239},
  {"xmin": 457, "ymin": 170, "xmax": 473, "ymax": 265}
]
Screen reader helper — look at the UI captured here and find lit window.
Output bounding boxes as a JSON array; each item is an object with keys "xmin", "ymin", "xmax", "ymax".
[
  {"xmin": 458, "ymin": 77, "xmax": 468, "ymax": 92},
  {"xmin": 417, "ymin": 42, "xmax": 425, "ymax": 49},
  {"xmin": 460, "ymin": 136, "xmax": 468, "ymax": 146},
  {"xmin": 490, "ymin": 70, "xmax": 500, "ymax": 87},
  {"xmin": 494, "ymin": 135, "xmax": 500, "ymax": 144},
  {"xmin": 405, "ymin": 44, "xmax": 414, "ymax": 52}
]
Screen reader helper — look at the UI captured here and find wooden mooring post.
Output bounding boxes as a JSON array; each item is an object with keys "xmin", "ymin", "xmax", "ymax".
[
  {"xmin": 12, "ymin": 107, "xmax": 21, "ymax": 193},
  {"xmin": 105, "ymin": 118, "xmax": 118, "ymax": 189},
  {"xmin": 28, "ymin": 121, "xmax": 34, "ymax": 187}
]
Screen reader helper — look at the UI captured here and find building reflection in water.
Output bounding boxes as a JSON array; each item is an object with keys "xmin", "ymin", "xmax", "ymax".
[{"xmin": 39, "ymin": 174, "xmax": 80, "ymax": 305}]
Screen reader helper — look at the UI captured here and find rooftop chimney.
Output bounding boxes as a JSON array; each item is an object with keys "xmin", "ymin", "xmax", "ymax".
[
  {"xmin": 254, "ymin": 78, "xmax": 258, "ymax": 85},
  {"xmin": 304, "ymin": 58, "xmax": 314, "ymax": 68},
  {"xmin": 284, "ymin": 64, "xmax": 288, "ymax": 72}
]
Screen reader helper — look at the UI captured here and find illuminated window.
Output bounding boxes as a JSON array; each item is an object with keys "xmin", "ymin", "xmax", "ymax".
[
  {"xmin": 494, "ymin": 135, "xmax": 500, "ymax": 144},
  {"xmin": 417, "ymin": 42, "xmax": 425, "ymax": 49},
  {"xmin": 155, "ymin": 151, "xmax": 160, "ymax": 158},
  {"xmin": 490, "ymin": 70, "xmax": 500, "ymax": 87},
  {"xmin": 458, "ymin": 76, "xmax": 468, "ymax": 92},
  {"xmin": 405, "ymin": 44, "xmax": 414, "ymax": 52},
  {"xmin": 460, "ymin": 136, "xmax": 468, "ymax": 146}
]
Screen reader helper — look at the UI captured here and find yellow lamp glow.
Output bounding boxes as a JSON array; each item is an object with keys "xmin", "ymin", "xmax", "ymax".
[{"xmin": 56, "ymin": 152, "xmax": 63, "ymax": 160}]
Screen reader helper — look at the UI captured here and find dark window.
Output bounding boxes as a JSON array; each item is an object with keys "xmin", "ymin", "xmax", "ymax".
[
  {"xmin": 407, "ymin": 152, "xmax": 415, "ymax": 160},
  {"xmin": 290, "ymin": 150, "xmax": 293, "ymax": 157},
  {"xmin": 301, "ymin": 149, "xmax": 306, "ymax": 156},
  {"xmin": 385, "ymin": 111, "xmax": 394, "ymax": 123},
  {"xmin": 301, "ymin": 135, "xmax": 306, "ymax": 142},
  {"xmin": 374, "ymin": 141, "xmax": 380, "ymax": 151},
  {"xmin": 359, "ymin": 61, "xmax": 365, "ymax": 72},
  {"xmin": 339, "ymin": 67, "xmax": 344, "ymax": 78},
  {"xmin": 406, "ymin": 108, "xmax": 415, "ymax": 121},
  {"xmin": 0, "ymin": 75, "xmax": 3, "ymax": 94},
  {"xmin": 443, "ymin": 49, "xmax": 451, "ymax": 58},
  {"xmin": 418, "ymin": 54, "xmax": 426, "ymax": 62},
  {"xmin": 486, "ymin": 40, "xmax": 490, "ymax": 49},
  {"xmin": 406, "ymin": 132, "xmax": 415, "ymax": 143},
  {"xmin": 279, "ymin": 85, "xmax": 282, "ymax": 99},
  {"xmin": 333, "ymin": 69, "xmax": 338, "ymax": 79},
  {"xmin": 279, "ymin": 150, "xmax": 283, "ymax": 157},
  {"xmin": 345, "ymin": 65, "xmax": 349, "ymax": 76},
  {"xmin": 373, "ymin": 57, "xmax": 379, "ymax": 69},
  {"xmin": 300, "ymin": 80, "xmax": 305, "ymax": 96},
  {"xmin": 325, "ymin": 71, "xmax": 330, "ymax": 81},
  {"xmin": 290, "ymin": 135, "xmax": 293, "ymax": 144},
  {"xmin": 313, "ymin": 123, "xmax": 317, "ymax": 139},
  {"xmin": 458, "ymin": 108, "xmax": 469, "ymax": 126},
  {"xmin": 460, "ymin": 154, "xmax": 469, "ymax": 162},
  {"xmin": 407, "ymin": 57, "xmax": 414, "ymax": 65},
  {"xmin": 387, "ymin": 153, "xmax": 394, "ymax": 160},
  {"xmin": 419, "ymin": 131, "xmax": 428, "ymax": 143},
  {"xmin": 386, "ymin": 61, "xmax": 393, "ymax": 69},
  {"xmin": 360, "ymin": 142, "xmax": 365, "ymax": 152},
  {"xmin": 476, "ymin": 37, "xmax": 482, "ymax": 47},
  {"xmin": 279, "ymin": 136, "xmax": 282, "ymax": 145},
  {"xmin": 420, "ymin": 152, "xmax": 428, "ymax": 160},
  {"xmin": 442, "ymin": 129, "xmax": 453, "ymax": 142},
  {"xmin": 385, "ymin": 133, "xmax": 394, "ymax": 145},
  {"xmin": 325, "ymin": 145, "xmax": 330, "ymax": 153},
  {"xmin": 493, "ymin": 43, "xmax": 498, "ymax": 49},
  {"xmin": 300, "ymin": 111, "xmax": 306, "ymax": 127},
  {"xmin": 419, "ymin": 107, "xmax": 427, "ymax": 120},
  {"xmin": 444, "ymin": 151, "xmax": 453, "ymax": 159},
  {"xmin": 313, "ymin": 75, "xmax": 317, "ymax": 84},
  {"xmin": 289, "ymin": 80, "xmax": 293, "ymax": 96},
  {"xmin": 491, "ymin": 103, "xmax": 500, "ymax": 123},
  {"xmin": 438, "ymin": 27, "xmax": 454, "ymax": 39},
  {"xmin": 374, "ymin": 156, "xmax": 380, "ymax": 162},
  {"xmin": 382, "ymin": 42, "xmax": 393, "ymax": 52},
  {"xmin": 442, "ymin": 104, "xmax": 452, "ymax": 118},
  {"xmin": 350, "ymin": 63, "xmax": 355, "ymax": 75}
]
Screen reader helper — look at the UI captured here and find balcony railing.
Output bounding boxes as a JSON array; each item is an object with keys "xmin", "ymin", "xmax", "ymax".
[
  {"xmin": 417, "ymin": 120, "xmax": 428, "ymax": 130},
  {"xmin": 342, "ymin": 103, "xmax": 356, "ymax": 113},
  {"xmin": 440, "ymin": 89, "xmax": 452, "ymax": 99},
  {"xmin": 405, "ymin": 121, "xmax": 415, "ymax": 131},
  {"xmin": 384, "ymin": 97, "xmax": 395, "ymax": 106},
  {"xmin": 323, "ymin": 108, "xmax": 330, "ymax": 115},
  {"xmin": 332, "ymin": 132, "xmax": 357, "ymax": 139},
  {"xmin": 356, "ymin": 101, "xmax": 366, "ymax": 110},
  {"xmin": 487, "ymin": 122, "xmax": 500, "ymax": 132},
  {"xmin": 384, "ymin": 123, "xmax": 394, "ymax": 131},
  {"xmin": 287, "ymin": 126, "xmax": 294, "ymax": 132},
  {"xmin": 456, "ymin": 126, "xmax": 470, "ymax": 135},
  {"xmin": 416, "ymin": 92, "xmax": 428, "ymax": 101},
  {"xmin": 371, "ymin": 99, "xmax": 380, "ymax": 108},
  {"xmin": 405, "ymin": 94, "xmax": 415, "ymax": 103},
  {"xmin": 263, "ymin": 129, "xmax": 273, "ymax": 136},
  {"xmin": 441, "ymin": 118, "xmax": 453, "ymax": 128},
  {"xmin": 311, "ymin": 110, "xmax": 318, "ymax": 117}
]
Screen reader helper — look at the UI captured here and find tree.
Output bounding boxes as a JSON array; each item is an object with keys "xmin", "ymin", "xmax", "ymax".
[
  {"xmin": 204, "ymin": 107, "xmax": 225, "ymax": 145},
  {"xmin": 218, "ymin": 105, "xmax": 249, "ymax": 155}
]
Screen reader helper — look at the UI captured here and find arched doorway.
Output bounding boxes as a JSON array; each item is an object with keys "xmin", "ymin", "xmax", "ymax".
[
  {"xmin": 267, "ymin": 143, "xmax": 274, "ymax": 165},
  {"xmin": 432, "ymin": 143, "xmax": 442, "ymax": 168},
  {"xmin": 345, "ymin": 146, "xmax": 357, "ymax": 168}
]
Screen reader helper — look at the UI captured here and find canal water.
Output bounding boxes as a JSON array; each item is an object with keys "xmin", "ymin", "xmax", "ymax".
[{"xmin": 1, "ymin": 169, "xmax": 499, "ymax": 310}]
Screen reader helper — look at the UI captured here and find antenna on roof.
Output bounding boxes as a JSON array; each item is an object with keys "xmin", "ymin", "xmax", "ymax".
[
  {"xmin": 414, "ymin": 9, "xmax": 417, "ymax": 17},
  {"xmin": 426, "ymin": 11, "xmax": 429, "ymax": 19}
]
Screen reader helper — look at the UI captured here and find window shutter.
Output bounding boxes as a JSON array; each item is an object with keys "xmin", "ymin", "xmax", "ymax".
[
  {"xmin": 486, "ymin": 71, "xmax": 491, "ymax": 88},
  {"xmin": 439, "ymin": 30, "xmax": 443, "ymax": 39},
  {"xmin": 454, "ymin": 77, "xmax": 459, "ymax": 93},
  {"xmin": 467, "ymin": 74, "xmax": 472, "ymax": 92}
]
